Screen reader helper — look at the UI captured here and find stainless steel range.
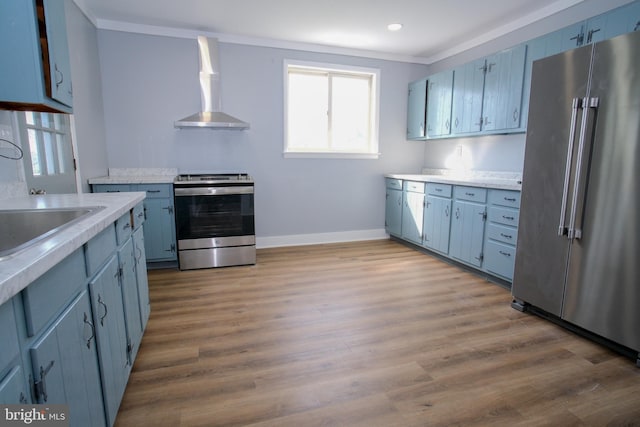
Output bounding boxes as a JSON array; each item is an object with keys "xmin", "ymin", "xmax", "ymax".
[{"xmin": 173, "ymin": 173, "xmax": 255, "ymax": 270}]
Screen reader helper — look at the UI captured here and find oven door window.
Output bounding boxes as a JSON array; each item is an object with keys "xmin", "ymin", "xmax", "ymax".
[{"xmin": 175, "ymin": 193, "xmax": 255, "ymax": 240}]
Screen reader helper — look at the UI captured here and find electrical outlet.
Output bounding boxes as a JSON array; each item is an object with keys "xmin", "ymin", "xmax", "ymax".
[{"xmin": 0, "ymin": 124, "xmax": 13, "ymax": 140}]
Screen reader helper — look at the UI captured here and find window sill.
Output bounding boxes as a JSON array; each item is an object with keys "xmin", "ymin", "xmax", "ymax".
[{"xmin": 283, "ymin": 152, "xmax": 380, "ymax": 160}]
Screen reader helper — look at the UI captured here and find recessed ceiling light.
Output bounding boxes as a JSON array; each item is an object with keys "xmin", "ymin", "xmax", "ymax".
[{"xmin": 387, "ymin": 23, "xmax": 403, "ymax": 32}]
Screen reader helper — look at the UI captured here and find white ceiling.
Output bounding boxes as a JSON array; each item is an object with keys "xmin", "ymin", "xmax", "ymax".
[{"xmin": 76, "ymin": 0, "xmax": 584, "ymax": 63}]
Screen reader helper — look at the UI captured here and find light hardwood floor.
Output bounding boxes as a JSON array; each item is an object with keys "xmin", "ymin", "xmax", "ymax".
[{"xmin": 115, "ymin": 239, "xmax": 640, "ymax": 426}]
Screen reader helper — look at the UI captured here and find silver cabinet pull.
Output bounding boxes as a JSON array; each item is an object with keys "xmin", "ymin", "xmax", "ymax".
[{"xmin": 558, "ymin": 97, "xmax": 581, "ymax": 237}]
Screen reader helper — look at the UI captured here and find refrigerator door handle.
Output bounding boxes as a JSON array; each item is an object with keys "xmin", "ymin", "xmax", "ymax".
[
  {"xmin": 568, "ymin": 97, "xmax": 599, "ymax": 240},
  {"xmin": 558, "ymin": 97, "xmax": 582, "ymax": 237}
]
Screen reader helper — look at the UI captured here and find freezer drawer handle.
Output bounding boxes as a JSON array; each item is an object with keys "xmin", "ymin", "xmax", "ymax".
[
  {"xmin": 568, "ymin": 97, "xmax": 599, "ymax": 240},
  {"xmin": 558, "ymin": 97, "xmax": 582, "ymax": 237}
]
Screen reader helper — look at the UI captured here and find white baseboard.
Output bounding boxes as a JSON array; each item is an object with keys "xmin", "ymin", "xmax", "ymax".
[{"xmin": 256, "ymin": 228, "xmax": 388, "ymax": 249}]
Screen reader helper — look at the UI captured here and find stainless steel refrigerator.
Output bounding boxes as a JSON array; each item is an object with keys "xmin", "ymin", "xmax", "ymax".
[{"xmin": 512, "ymin": 30, "xmax": 640, "ymax": 365}]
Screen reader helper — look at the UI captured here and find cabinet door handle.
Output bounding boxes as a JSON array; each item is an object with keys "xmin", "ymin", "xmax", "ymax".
[
  {"xmin": 465, "ymin": 192, "xmax": 475, "ymax": 197},
  {"xmin": 54, "ymin": 64, "xmax": 63, "ymax": 89},
  {"xmin": 455, "ymin": 207, "xmax": 460, "ymax": 219},
  {"xmin": 499, "ymin": 250, "xmax": 511, "ymax": 257},
  {"xmin": 570, "ymin": 32, "xmax": 584, "ymax": 46},
  {"xmin": 147, "ymin": 190, "xmax": 161, "ymax": 193},
  {"xmin": 504, "ymin": 197, "xmax": 516, "ymax": 202},
  {"xmin": 83, "ymin": 312, "xmax": 96, "ymax": 349},
  {"xmin": 502, "ymin": 215, "xmax": 515, "ymax": 221},
  {"xmin": 586, "ymin": 28, "xmax": 601, "ymax": 44},
  {"xmin": 513, "ymin": 108, "xmax": 519, "ymax": 122},
  {"xmin": 98, "ymin": 294, "xmax": 108, "ymax": 327},
  {"xmin": 500, "ymin": 233, "xmax": 513, "ymax": 239},
  {"xmin": 37, "ymin": 361, "xmax": 55, "ymax": 402},
  {"xmin": 445, "ymin": 205, "xmax": 450, "ymax": 217},
  {"xmin": 635, "ymin": 21, "xmax": 639, "ymax": 31},
  {"xmin": 123, "ymin": 223, "xmax": 131, "ymax": 231}
]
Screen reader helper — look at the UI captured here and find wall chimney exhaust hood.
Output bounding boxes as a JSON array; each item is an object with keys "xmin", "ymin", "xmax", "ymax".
[{"xmin": 175, "ymin": 36, "xmax": 249, "ymax": 130}]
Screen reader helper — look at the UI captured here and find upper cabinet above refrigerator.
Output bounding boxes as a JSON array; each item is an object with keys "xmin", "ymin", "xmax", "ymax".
[{"xmin": 0, "ymin": 0, "xmax": 73, "ymax": 113}]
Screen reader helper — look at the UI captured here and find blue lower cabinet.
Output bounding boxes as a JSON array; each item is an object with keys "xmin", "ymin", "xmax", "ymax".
[
  {"xmin": 0, "ymin": 204, "xmax": 152, "ymax": 425},
  {"xmin": 29, "ymin": 290, "xmax": 106, "ymax": 427},
  {"xmin": 423, "ymin": 195, "xmax": 451, "ymax": 254},
  {"xmin": 133, "ymin": 228, "xmax": 151, "ymax": 330},
  {"xmin": 119, "ymin": 238, "xmax": 143, "ymax": 365},
  {"xmin": 89, "ymin": 256, "xmax": 129, "ymax": 427},
  {"xmin": 401, "ymin": 182, "xmax": 425, "ymax": 245},
  {"xmin": 449, "ymin": 200, "xmax": 486, "ymax": 267}
]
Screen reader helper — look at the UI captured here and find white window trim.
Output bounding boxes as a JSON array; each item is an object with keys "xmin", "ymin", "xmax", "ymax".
[{"xmin": 283, "ymin": 59, "xmax": 380, "ymax": 159}]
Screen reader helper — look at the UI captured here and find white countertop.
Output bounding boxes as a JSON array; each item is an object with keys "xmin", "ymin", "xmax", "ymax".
[
  {"xmin": 0, "ymin": 192, "xmax": 145, "ymax": 306},
  {"xmin": 88, "ymin": 167, "xmax": 177, "ymax": 185},
  {"xmin": 385, "ymin": 169, "xmax": 522, "ymax": 191},
  {"xmin": 88, "ymin": 175, "xmax": 176, "ymax": 184}
]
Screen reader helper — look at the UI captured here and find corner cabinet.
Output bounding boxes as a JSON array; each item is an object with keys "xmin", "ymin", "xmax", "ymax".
[
  {"xmin": 384, "ymin": 179, "xmax": 403, "ymax": 236},
  {"xmin": 92, "ymin": 183, "xmax": 177, "ymax": 263},
  {"xmin": 0, "ymin": 0, "xmax": 73, "ymax": 113},
  {"xmin": 426, "ymin": 70, "xmax": 454, "ymax": 138},
  {"xmin": 401, "ymin": 181, "xmax": 426, "ymax": 245}
]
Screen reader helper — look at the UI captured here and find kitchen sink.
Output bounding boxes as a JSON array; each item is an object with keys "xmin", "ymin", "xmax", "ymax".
[{"xmin": 0, "ymin": 207, "xmax": 104, "ymax": 258}]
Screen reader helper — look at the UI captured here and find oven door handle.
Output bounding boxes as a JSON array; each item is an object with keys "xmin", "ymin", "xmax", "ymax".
[{"xmin": 174, "ymin": 186, "xmax": 254, "ymax": 196}]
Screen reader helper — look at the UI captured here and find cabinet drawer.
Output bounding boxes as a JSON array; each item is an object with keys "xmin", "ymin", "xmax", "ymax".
[
  {"xmin": 132, "ymin": 202, "xmax": 145, "ymax": 230},
  {"xmin": 385, "ymin": 178, "xmax": 402, "ymax": 190},
  {"xmin": 484, "ymin": 241, "xmax": 516, "ymax": 280},
  {"xmin": 85, "ymin": 224, "xmax": 117, "ymax": 277},
  {"xmin": 487, "ymin": 223, "xmax": 518, "ymax": 246},
  {"xmin": 22, "ymin": 248, "xmax": 86, "ymax": 336},
  {"xmin": 0, "ymin": 300, "xmax": 19, "ymax": 369},
  {"xmin": 134, "ymin": 183, "xmax": 172, "ymax": 198},
  {"xmin": 489, "ymin": 206, "xmax": 520, "ymax": 227},
  {"xmin": 115, "ymin": 211, "xmax": 133, "ymax": 245},
  {"xmin": 403, "ymin": 181, "xmax": 425, "ymax": 193},
  {"xmin": 488, "ymin": 190, "xmax": 521, "ymax": 208},
  {"xmin": 454, "ymin": 186, "xmax": 487, "ymax": 203},
  {"xmin": 92, "ymin": 184, "xmax": 132, "ymax": 193},
  {"xmin": 426, "ymin": 183, "xmax": 452, "ymax": 197}
]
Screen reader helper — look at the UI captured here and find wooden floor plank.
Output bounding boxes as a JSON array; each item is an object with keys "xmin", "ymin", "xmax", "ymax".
[{"xmin": 115, "ymin": 239, "xmax": 640, "ymax": 427}]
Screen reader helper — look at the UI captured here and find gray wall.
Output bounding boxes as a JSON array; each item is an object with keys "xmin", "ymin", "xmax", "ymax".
[
  {"xmin": 65, "ymin": 0, "xmax": 108, "ymax": 193},
  {"xmin": 97, "ymin": 31, "xmax": 428, "ymax": 239},
  {"xmin": 422, "ymin": 0, "xmax": 634, "ymax": 173}
]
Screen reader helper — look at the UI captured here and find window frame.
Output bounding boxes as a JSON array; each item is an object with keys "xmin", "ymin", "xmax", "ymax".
[{"xmin": 283, "ymin": 59, "xmax": 380, "ymax": 159}]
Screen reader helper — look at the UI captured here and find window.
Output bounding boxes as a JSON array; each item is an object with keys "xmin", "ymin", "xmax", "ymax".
[
  {"xmin": 22, "ymin": 112, "xmax": 73, "ymax": 176},
  {"xmin": 284, "ymin": 60, "xmax": 380, "ymax": 159}
]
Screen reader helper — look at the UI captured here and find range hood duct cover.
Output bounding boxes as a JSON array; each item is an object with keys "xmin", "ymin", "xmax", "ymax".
[{"xmin": 175, "ymin": 36, "xmax": 249, "ymax": 129}]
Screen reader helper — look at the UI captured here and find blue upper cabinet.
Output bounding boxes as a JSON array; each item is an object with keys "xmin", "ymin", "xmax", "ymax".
[
  {"xmin": 426, "ymin": 70, "xmax": 454, "ymax": 138},
  {"xmin": 481, "ymin": 45, "xmax": 526, "ymax": 132},
  {"xmin": 406, "ymin": 79, "xmax": 428, "ymax": 140},
  {"xmin": 451, "ymin": 59, "xmax": 485, "ymax": 135},
  {"xmin": 0, "ymin": 0, "xmax": 73, "ymax": 113},
  {"xmin": 557, "ymin": 1, "xmax": 640, "ymax": 51}
]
